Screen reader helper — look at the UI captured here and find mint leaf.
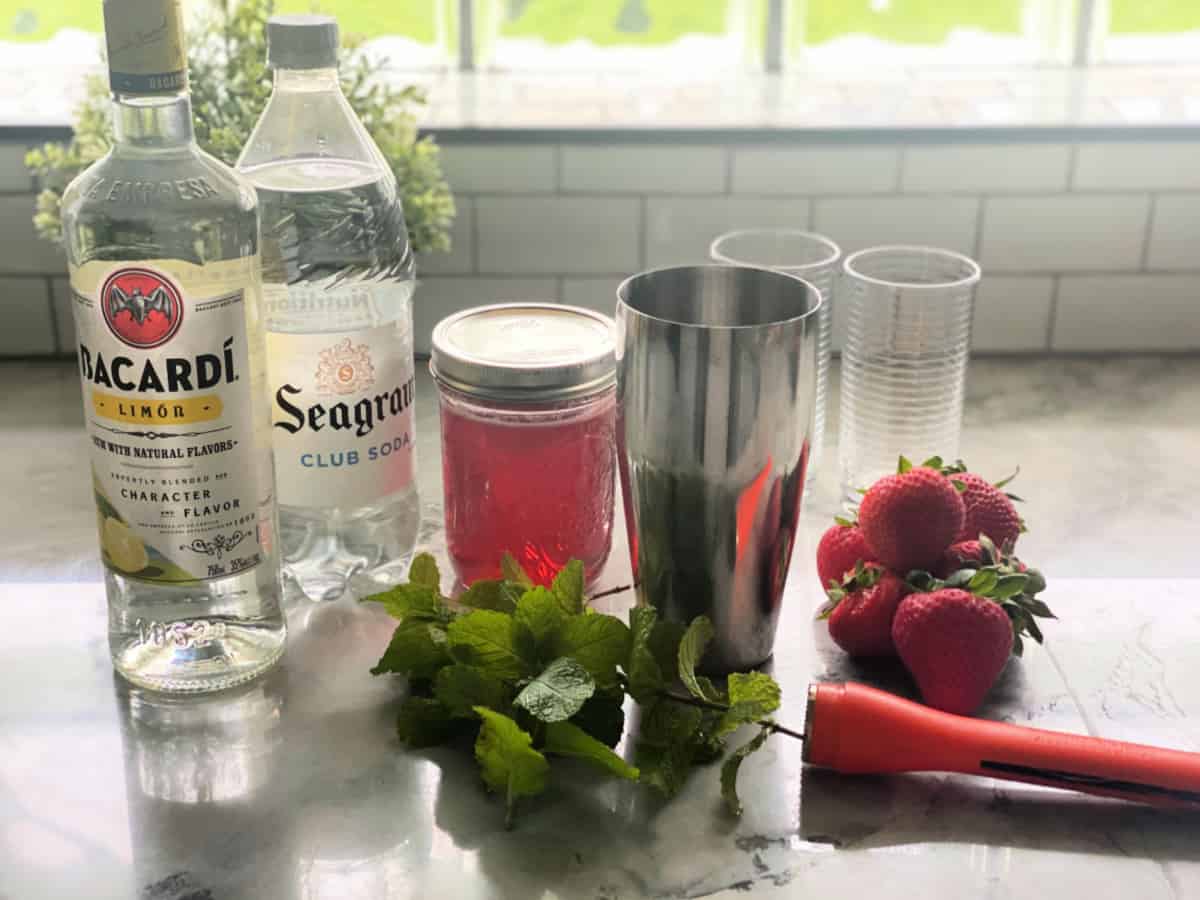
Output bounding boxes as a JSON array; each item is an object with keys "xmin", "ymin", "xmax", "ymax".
[
  {"xmin": 473, "ymin": 707, "xmax": 550, "ymax": 827},
  {"xmin": 572, "ymin": 689, "xmax": 626, "ymax": 747},
  {"xmin": 395, "ymin": 696, "xmax": 460, "ymax": 748},
  {"xmin": 447, "ymin": 609, "xmax": 528, "ymax": 681},
  {"xmin": 897, "ymin": 455, "xmax": 913, "ymax": 474},
  {"xmin": 635, "ymin": 697, "xmax": 706, "ymax": 797},
  {"xmin": 720, "ymin": 725, "xmax": 772, "ymax": 816},
  {"xmin": 677, "ymin": 616, "xmax": 722, "ymax": 703},
  {"xmin": 408, "ymin": 553, "xmax": 441, "ymax": 592},
  {"xmin": 718, "ymin": 672, "xmax": 781, "ymax": 735},
  {"xmin": 370, "ymin": 620, "xmax": 450, "ymax": 679},
  {"xmin": 501, "ymin": 552, "xmax": 534, "ymax": 588},
  {"xmin": 434, "ymin": 664, "xmax": 512, "ymax": 718},
  {"xmin": 363, "ymin": 583, "xmax": 443, "ymax": 622},
  {"xmin": 551, "ymin": 612, "xmax": 630, "ymax": 688},
  {"xmin": 626, "ymin": 606, "xmax": 666, "ymax": 703},
  {"xmin": 513, "ymin": 587, "xmax": 567, "ymax": 662},
  {"xmin": 459, "ymin": 578, "xmax": 517, "ymax": 613},
  {"xmin": 550, "ymin": 560, "xmax": 585, "ymax": 614},
  {"xmin": 649, "ymin": 619, "xmax": 687, "ymax": 677},
  {"xmin": 544, "ymin": 720, "xmax": 639, "ymax": 781},
  {"xmin": 513, "ymin": 656, "xmax": 596, "ymax": 723}
]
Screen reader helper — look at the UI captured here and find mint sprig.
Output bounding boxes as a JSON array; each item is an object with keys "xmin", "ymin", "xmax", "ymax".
[{"xmin": 364, "ymin": 552, "xmax": 794, "ymax": 826}]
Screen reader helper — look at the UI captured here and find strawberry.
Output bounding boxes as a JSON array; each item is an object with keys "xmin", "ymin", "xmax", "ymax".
[
  {"xmin": 820, "ymin": 563, "xmax": 907, "ymax": 657},
  {"xmin": 816, "ymin": 522, "xmax": 871, "ymax": 590},
  {"xmin": 951, "ymin": 471, "xmax": 1023, "ymax": 550},
  {"xmin": 858, "ymin": 460, "xmax": 965, "ymax": 573},
  {"xmin": 891, "ymin": 588, "xmax": 1014, "ymax": 715},
  {"xmin": 934, "ymin": 540, "xmax": 984, "ymax": 578}
]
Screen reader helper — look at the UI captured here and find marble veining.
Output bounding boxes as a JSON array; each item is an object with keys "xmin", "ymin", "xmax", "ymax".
[{"xmin": 1, "ymin": 357, "xmax": 1200, "ymax": 899}]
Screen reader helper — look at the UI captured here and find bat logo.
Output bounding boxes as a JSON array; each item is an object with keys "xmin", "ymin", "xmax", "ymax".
[{"xmin": 100, "ymin": 267, "xmax": 184, "ymax": 349}]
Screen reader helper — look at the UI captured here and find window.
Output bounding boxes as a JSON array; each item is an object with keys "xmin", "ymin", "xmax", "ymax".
[
  {"xmin": 474, "ymin": 0, "xmax": 759, "ymax": 71},
  {"xmin": 788, "ymin": 0, "xmax": 1074, "ymax": 66},
  {"xmin": 1, "ymin": 0, "xmax": 1198, "ymax": 76},
  {"xmin": 1098, "ymin": 0, "xmax": 1200, "ymax": 62}
]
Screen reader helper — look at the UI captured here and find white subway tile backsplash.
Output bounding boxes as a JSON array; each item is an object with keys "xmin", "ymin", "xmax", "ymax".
[
  {"xmin": 413, "ymin": 276, "xmax": 558, "ymax": 355},
  {"xmin": 980, "ymin": 195, "xmax": 1150, "ymax": 272},
  {"xmin": 0, "ymin": 196, "xmax": 65, "ymax": 274},
  {"xmin": 0, "ymin": 277, "xmax": 55, "ymax": 355},
  {"xmin": 51, "ymin": 277, "xmax": 74, "ymax": 352},
  {"xmin": 732, "ymin": 146, "xmax": 899, "ymax": 195},
  {"xmin": 561, "ymin": 144, "xmax": 726, "ymax": 194},
  {"xmin": 644, "ymin": 195, "xmax": 811, "ymax": 267},
  {"xmin": 561, "ymin": 276, "xmax": 621, "ymax": 316},
  {"xmin": 1074, "ymin": 142, "xmax": 1200, "ymax": 191},
  {"xmin": 971, "ymin": 276, "xmax": 1054, "ymax": 352},
  {"xmin": 440, "ymin": 144, "xmax": 556, "ymax": 193},
  {"xmin": 0, "ymin": 143, "xmax": 33, "ymax": 192},
  {"xmin": 1053, "ymin": 274, "xmax": 1200, "ymax": 351},
  {"xmin": 1146, "ymin": 195, "xmax": 1200, "ymax": 271},
  {"xmin": 418, "ymin": 197, "xmax": 474, "ymax": 275},
  {"xmin": 476, "ymin": 196, "xmax": 640, "ymax": 274},
  {"xmin": 813, "ymin": 196, "xmax": 979, "ymax": 255},
  {"xmin": 902, "ymin": 143, "xmax": 1071, "ymax": 193}
]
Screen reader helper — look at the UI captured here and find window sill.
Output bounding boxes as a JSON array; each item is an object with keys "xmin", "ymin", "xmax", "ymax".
[{"xmin": 4, "ymin": 65, "xmax": 1200, "ymax": 141}]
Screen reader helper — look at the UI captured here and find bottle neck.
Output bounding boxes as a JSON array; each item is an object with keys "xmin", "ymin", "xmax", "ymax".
[
  {"xmin": 112, "ymin": 91, "xmax": 195, "ymax": 149},
  {"xmin": 272, "ymin": 66, "xmax": 342, "ymax": 94}
]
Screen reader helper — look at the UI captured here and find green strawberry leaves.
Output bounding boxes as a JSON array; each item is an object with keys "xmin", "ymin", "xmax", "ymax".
[{"xmin": 367, "ymin": 553, "xmax": 785, "ymax": 826}]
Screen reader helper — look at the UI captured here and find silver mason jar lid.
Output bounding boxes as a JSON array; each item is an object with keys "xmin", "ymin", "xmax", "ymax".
[{"xmin": 430, "ymin": 303, "xmax": 616, "ymax": 403}]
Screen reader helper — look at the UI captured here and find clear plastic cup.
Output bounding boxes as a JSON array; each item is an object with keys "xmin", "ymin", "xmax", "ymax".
[
  {"xmin": 838, "ymin": 245, "xmax": 981, "ymax": 502},
  {"xmin": 710, "ymin": 229, "xmax": 841, "ymax": 484}
]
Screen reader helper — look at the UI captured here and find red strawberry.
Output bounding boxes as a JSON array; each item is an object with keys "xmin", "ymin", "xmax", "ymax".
[
  {"xmin": 952, "ymin": 472, "xmax": 1022, "ymax": 550},
  {"xmin": 821, "ymin": 563, "xmax": 907, "ymax": 657},
  {"xmin": 891, "ymin": 588, "xmax": 1014, "ymax": 715},
  {"xmin": 934, "ymin": 540, "xmax": 984, "ymax": 578},
  {"xmin": 816, "ymin": 523, "xmax": 871, "ymax": 590},
  {"xmin": 858, "ymin": 465, "xmax": 965, "ymax": 573}
]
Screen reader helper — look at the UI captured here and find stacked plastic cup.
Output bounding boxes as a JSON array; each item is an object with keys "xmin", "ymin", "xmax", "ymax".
[
  {"xmin": 838, "ymin": 245, "xmax": 981, "ymax": 502},
  {"xmin": 710, "ymin": 229, "xmax": 841, "ymax": 484}
]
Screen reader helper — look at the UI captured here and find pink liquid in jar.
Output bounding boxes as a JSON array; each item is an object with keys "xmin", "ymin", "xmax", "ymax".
[{"xmin": 438, "ymin": 387, "xmax": 616, "ymax": 587}]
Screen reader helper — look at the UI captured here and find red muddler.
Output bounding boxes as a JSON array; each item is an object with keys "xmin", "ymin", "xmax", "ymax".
[{"xmin": 803, "ymin": 682, "xmax": 1200, "ymax": 808}]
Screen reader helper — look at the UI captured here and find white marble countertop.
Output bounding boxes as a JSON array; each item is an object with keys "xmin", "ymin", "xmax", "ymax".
[{"xmin": 2, "ymin": 356, "xmax": 1199, "ymax": 899}]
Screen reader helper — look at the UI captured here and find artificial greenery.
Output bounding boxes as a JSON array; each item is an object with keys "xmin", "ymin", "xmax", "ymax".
[
  {"xmin": 364, "ymin": 552, "xmax": 789, "ymax": 827},
  {"xmin": 24, "ymin": 0, "xmax": 454, "ymax": 256}
]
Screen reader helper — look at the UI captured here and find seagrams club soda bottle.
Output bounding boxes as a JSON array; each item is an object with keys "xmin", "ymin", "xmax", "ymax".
[
  {"xmin": 59, "ymin": 0, "xmax": 285, "ymax": 692},
  {"xmin": 238, "ymin": 15, "xmax": 420, "ymax": 602}
]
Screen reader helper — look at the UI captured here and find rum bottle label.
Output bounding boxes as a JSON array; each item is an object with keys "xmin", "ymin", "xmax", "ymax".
[{"xmin": 69, "ymin": 256, "xmax": 268, "ymax": 583}]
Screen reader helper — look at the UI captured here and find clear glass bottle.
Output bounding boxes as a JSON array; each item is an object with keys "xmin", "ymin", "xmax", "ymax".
[
  {"xmin": 60, "ymin": 0, "xmax": 285, "ymax": 692},
  {"xmin": 237, "ymin": 15, "xmax": 420, "ymax": 602}
]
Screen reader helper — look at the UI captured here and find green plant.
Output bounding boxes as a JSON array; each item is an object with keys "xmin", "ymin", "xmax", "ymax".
[
  {"xmin": 24, "ymin": 0, "xmax": 454, "ymax": 256},
  {"xmin": 365, "ymin": 552, "xmax": 793, "ymax": 827}
]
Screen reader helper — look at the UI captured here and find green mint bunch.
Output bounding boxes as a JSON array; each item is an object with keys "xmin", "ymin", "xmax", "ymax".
[{"xmin": 364, "ymin": 553, "xmax": 784, "ymax": 826}]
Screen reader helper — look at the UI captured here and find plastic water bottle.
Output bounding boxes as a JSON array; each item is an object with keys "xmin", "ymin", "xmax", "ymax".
[{"xmin": 238, "ymin": 15, "xmax": 419, "ymax": 601}]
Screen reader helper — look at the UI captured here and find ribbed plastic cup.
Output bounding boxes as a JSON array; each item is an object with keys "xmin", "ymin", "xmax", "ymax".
[
  {"xmin": 838, "ymin": 245, "xmax": 980, "ymax": 502},
  {"xmin": 710, "ymin": 229, "xmax": 841, "ymax": 485}
]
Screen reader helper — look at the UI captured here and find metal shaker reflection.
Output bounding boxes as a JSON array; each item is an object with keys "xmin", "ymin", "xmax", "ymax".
[{"xmin": 616, "ymin": 265, "xmax": 820, "ymax": 672}]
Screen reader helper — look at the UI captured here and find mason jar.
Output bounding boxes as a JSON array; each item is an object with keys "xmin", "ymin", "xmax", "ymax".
[{"xmin": 430, "ymin": 303, "xmax": 617, "ymax": 588}]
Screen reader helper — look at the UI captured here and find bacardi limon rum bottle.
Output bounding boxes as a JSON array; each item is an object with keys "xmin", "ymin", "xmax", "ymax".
[
  {"xmin": 238, "ymin": 15, "xmax": 420, "ymax": 602},
  {"xmin": 60, "ymin": 0, "xmax": 285, "ymax": 692}
]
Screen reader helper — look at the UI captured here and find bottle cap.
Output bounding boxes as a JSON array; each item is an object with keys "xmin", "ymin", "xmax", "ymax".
[
  {"xmin": 103, "ymin": 0, "xmax": 188, "ymax": 95},
  {"xmin": 267, "ymin": 14, "xmax": 340, "ymax": 70},
  {"xmin": 431, "ymin": 303, "xmax": 616, "ymax": 403}
]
